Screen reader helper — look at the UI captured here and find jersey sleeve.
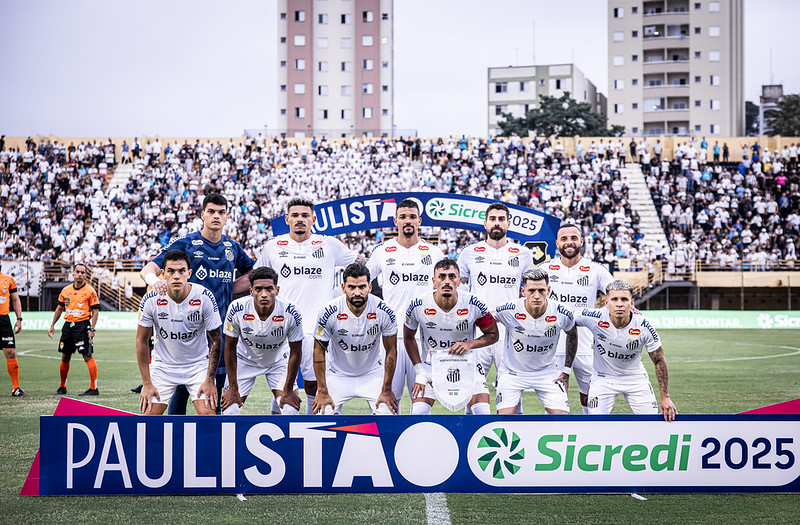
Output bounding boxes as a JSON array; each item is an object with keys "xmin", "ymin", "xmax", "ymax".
[
  {"xmin": 430, "ymin": 245, "xmax": 446, "ymax": 266},
  {"xmin": 8, "ymin": 276, "xmax": 17, "ymax": 293},
  {"xmin": 641, "ymin": 318, "xmax": 662, "ymax": 353},
  {"xmin": 202, "ymin": 290, "xmax": 222, "ymax": 331},
  {"xmin": 378, "ymin": 301, "xmax": 397, "ymax": 337},
  {"xmin": 152, "ymin": 236, "xmax": 187, "ymax": 268},
  {"xmin": 315, "ymin": 306, "xmax": 333, "ymax": 343},
  {"xmin": 286, "ymin": 304, "xmax": 304, "ymax": 342},
  {"xmin": 491, "ymin": 302, "xmax": 515, "ymax": 327},
  {"xmin": 235, "ymin": 243, "xmax": 256, "ymax": 274},
  {"xmin": 89, "ymin": 288, "xmax": 100, "ymax": 309},
  {"xmin": 597, "ymin": 264, "xmax": 615, "ymax": 294},
  {"xmin": 223, "ymin": 303, "xmax": 240, "ymax": 338},
  {"xmin": 404, "ymin": 299, "xmax": 421, "ymax": 330},
  {"xmin": 255, "ymin": 243, "xmax": 272, "ymax": 268},
  {"xmin": 366, "ymin": 247, "xmax": 382, "ymax": 281},
  {"xmin": 520, "ymin": 247, "xmax": 534, "ymax": 274},
  {"xmin": 57, "ymin": 288, "xmax": 66, "ymax": 307},
  {"xmin": 456, "ymin": 248, "xmax": 472, "ymax": 282},
  {"xmin": 573, "ymin": 308, "xmax": 594, "ymax": 328},
  {"xmin": 138, "ymin": 295, "xmax": 154, "ymax": 328},
  {"xmin": 329, "ymin": 238, "xmax": 358, "ymax": 266},
  {"xmin": 556, "ymin": 303, "xmax": 576, "ymax": 331}
]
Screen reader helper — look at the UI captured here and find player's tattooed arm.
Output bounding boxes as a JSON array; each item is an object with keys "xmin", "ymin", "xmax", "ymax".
[
  {"xmin": 206, "ymin": 327, "xmax": 222, "ymax": 379},
  {"xmin": 555, "ymin": 326, "xmax": 579, "ymax": 390},
  {"xmin": 649, "ymin": 347, "xmax": 677, "ymax": 422}
]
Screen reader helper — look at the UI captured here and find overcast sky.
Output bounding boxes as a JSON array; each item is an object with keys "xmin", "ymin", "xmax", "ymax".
[{"xmin": 1, "ymin": 0, "xmax": 797, "ymax": 138}]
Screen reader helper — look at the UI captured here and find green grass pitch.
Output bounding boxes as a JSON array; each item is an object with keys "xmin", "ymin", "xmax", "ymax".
[{"xmin": 1, "ymin": 329, "xmax": 798, "ymax": 524}]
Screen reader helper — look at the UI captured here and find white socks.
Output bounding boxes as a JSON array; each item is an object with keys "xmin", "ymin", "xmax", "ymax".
[
  {"xmin": 514, "ymin": 400, "xmax": 524, "ymax": 415},
  {"xmin": 582, "ymin": 405, "xmax": 590, "ymax": 415},
  {"xmin": 222, "ymin": 404, "xmax": 241, "ymax": 416},
  {"xmin": 305, "ymin": 395, "xmax": 315, "ymax": 415},
  {"xmin": 411, "ymin": 402, "xmax": 432, "ymax": 415},
  {"xmin": 270, "ymin": 398, "xmax": 281, "ymax": 415},
  {"xmin": 470, "ymin": 402, "xmax": 490, "ymax": 415}
]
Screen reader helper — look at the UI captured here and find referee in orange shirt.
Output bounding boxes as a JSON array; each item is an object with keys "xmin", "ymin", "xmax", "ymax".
[
  {"xmin": 48, "ymin": 263, "xmax": 100, "ymax": 396},
  {"xmin": 0, "ymin": 272, "xmax": 24, "ymax": 396}
]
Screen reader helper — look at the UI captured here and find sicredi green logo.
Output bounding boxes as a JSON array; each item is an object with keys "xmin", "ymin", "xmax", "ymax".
[
  {"xmin": 425, "ymin": 198, "xmax": 487, "ymax": 221},
  {"xmin": 476, "ymin": 428, "xmax": 525, "ymax": 479},
  {"xmin": 426, "ymin": 199, "xmax": 446, "ymax": 218}
]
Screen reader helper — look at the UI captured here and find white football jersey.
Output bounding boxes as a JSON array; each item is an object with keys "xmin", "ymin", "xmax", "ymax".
[
  {"xmin": 138, "ymin": 284, "xmax": 222, "ymax": 366},
  {"xmin": 404, "ymin": 290, "xmax": 494, "ymax": 365},
  {"xmin": 457, "ymin": 240, "xmax": 534, "ymax": 309},
  {"xmin": 256, "ymin": 233, "xmax": 357, "ymax": 333},
  {"xmin": 493, "ymin": 298, "xmax": 575, "ymax": 372},
  {"xmin": 224, "ymin": 296, "xmax": 303, "ymax": 368},
  {"xmin": 315, "ymin": 294, "xmax": 397, "ymax": 376},
  {"xmin": 366, "ymin": 237, "xmax": 445, "ymax": 326},
  {"xmin": 574, "ymin": 308, "xmax": 661, "ymax": 378},
  {"xmin": 540, "ymin": 256, "xmax": 614, "ymax": 356}
]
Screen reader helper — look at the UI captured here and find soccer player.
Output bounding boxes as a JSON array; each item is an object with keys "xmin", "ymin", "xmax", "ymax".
[
  {"xmin": 541, "ymin": 222, "xmax": 614, "ymax": 414},
  {"xmin": 493, "ymin": 268, "xmax": 577, "ymax": 414},
  {"xmin": 404, "ymin": 258, "xmax": 499, "ymax": 415},
  {"xmin": 256, "ymin": 197, "xmax": 358, "ymax": 414},
  {"xmin": 574, "ymin": 280, "xmax": 677, "ymax": 422},
  {"xmin": 312, "ymin": 263, "xmax": 398, "ymax": 415},
  {"xmin": 136, "ymin": 250, "xmax": 222, "ymax": 415},
  {"xmin": 221, "ymin": 266, "xmax": 303, "ymax": 415},
  {"xmin": 140, "ymin": 193, "xmax": 254, "ymax": 414},
  {"xmin": 48, "ymin": 263, "xmax": 100, "ymax": 396},
  {"xmin": 0, "ymin": 271, "xmax": 24, "ymax": 396},
  {"xmin": 366, "ymin": 198, "xmax": 445, "ymax": 412},
  {"xmin": 458, "ymin": 202, "xmax": 534, "ymax": 412}
]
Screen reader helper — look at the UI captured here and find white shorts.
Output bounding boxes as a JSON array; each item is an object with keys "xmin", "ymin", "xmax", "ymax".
[
  {"xmin": 392, "ymin": 335, "xmax": 414, "ymax": 403},
  {"xmin": 496, "ymin": 365, "xmax": 570, "ymax": 412},
  {"xmin": 557, "ymin": 353, "xmax": 593, "ymax": 395},
  {"xmin": 300, "ymin": 332, "xmax": 316, "ymax": 383},
  {"xmin": 325, "ymin": 366, "xmax": 392, "ymax": 415},
  {"xmin": 418, "ymin": 360, "xmax": 489, "ymax": 401},
  {"xmin": 149, "ymin": 360, "xmax": 209, "ymax": 405},
  {"xmin": 224, "ymin": 357, "xmax": 288, "ymax": 397},
  {"xmin": 475, "ymin": 323, "xmax": 507, "ymax": 378},
  {"xmin": 587, "ymin": 373, "xmax": 658, "ymax": 415}
]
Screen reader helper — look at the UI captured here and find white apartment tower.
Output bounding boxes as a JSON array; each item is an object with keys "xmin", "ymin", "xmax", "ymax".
[
  {"xmin": 277, "ymin": 0, "xmax": 394, "ymax": 138},
  {"xmin": 607, "ymin": 0, "xmax": 743, "ymax": 137}
]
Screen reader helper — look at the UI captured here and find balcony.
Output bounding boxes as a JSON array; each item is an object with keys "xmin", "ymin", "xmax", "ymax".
[
  {"xmin": 642, "ymin": 59, "xmax": 690, "ymax": 74},
  {"xmin": 643, "ymin": 108, "xmax": 689, "ymax": 122}
]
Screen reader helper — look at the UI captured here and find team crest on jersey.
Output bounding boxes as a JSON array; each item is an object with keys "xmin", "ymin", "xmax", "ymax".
[
  {"xmin": 366, "ymin": 312, "xmax": 377, "ymax": 320},
  {"xmin": 312, "ymin": 247, "xmax": 325, "ymax": 259},
  {"xmin": 187, "ymin": 310, "xmax": 201, "ymax": 323},
  {"xmin": 579, "ymin": 265, "xmax": 590, "ymax": 272},
  {"xmin": 545, "ymin": 315, "xmax": 557, "ymax": 324},
  {"xmin": 544, "ymin": 325, "xmax": 557, "ymax": 338},
  {"xmin": 312, "ymin": 240, "xmax": 323, "ymax": 245},
  {"xmin": 2, "ymin": 287, "xmax": 7, "ymax": 293},
  {"xmin": 389, "ymin": 271, "xmax": 400, "ymax": 286},
  {"xmin": 243, "ymin": 314, "xmax": 255, "ymax": 321},
  {"xmin": 421, "ymin": 254, "xmax": 432, "ymax": 265},
  {"xmin": 549, "ymin": 264, "xmax": 560, "ymax": 270},
  {"xmin": 513, "ymin": 340, "xmax": 524, "ymax": 352},
  {"xmin": 419, "ymin": 245, "xmax": 429, "ymax": 251},
  {"xmin": 598, "ymin": 320, "xmax": 610, "ymax": 329},
  {"xmin": 277, "ymin": 240, "xmax": 289, "ymax": 246},
  {"xmin": 424, "ymin": 308, "xmax": 437, "ymax": 316},
  {"xmin": 385, "ymin": 246, "xmax": 397, "ymax": 252},
  {"xmin": 271, "ymin": 326, "xmax": 284, "ymax": 338},
  {"xmin": 577, "ymin": 276, "xmax": 590, "ymax": 287},
  {"xmin": 368, "ymin": 324, "xmax": 380, "ymax": 336},
  {"xmin": 628, "ymin": 328, "xmax": 641, "ymax": 336},
  {"xmin": 156, "ymin": 299, "xmax": 168, "ymax": 306},
  {"xmin": 456, "ymin": 319, "xmax": 469, "ymax": 332},
  {"xmin": 272, "ymin": 315, "xmax": 284, "ymax": 323},
  {"xmin": 78, "ymin": 301, "xmax": 84, "ymax": 307},
  {"xmin": 508, "ymin": 256, "xmax": 519, "ymax": 267},
  {"xmin": 192, "ymin": 239, "xmax": 203, "ymax": 246},
  {"xmin": 475, "ymin": 246, "xmax": 486, "ymax": 253},
  {"xmin": 225, "ymin": 248, "xmax": 234, "ymax": 261},
  {"xmin": 509, "ymin": 247, "xmax": 519, "ymax": 254},
  {"xmin": 280, "ymin": 264, "xmax": 291, "ymax": 279},
  {"xmin": 476, "ymin": 272, "xmax": 488, "ymax": 286},
  {"xmin": 336, "ymin": 313, "xmax": 348, "ymax": 321},
  {"xmin": 189, "ymin": 299, "xmax": 201, "ymax": 306},
  {"xmin": 514, "ymin": 313, "xmax": 527, "ymax": 320},
  {"xmin": 457, "ymin": 308, "xmax": 469, "ymax": 316}
]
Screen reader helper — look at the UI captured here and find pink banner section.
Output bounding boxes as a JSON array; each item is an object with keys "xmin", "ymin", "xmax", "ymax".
[
  {"xmin": 739, "ymin": 398, "xmax": 800, "ymax": 415},
  {"xmin": 20, "ymin": 399, "xmax": 134, "ymax": 496}
]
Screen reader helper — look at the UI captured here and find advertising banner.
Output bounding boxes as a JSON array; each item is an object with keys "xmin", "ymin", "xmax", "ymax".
[
  {"xmin": 1, "ymin": 260, "xmax": 43, "ymax": 296},
  {"xmin": 642, "ymin": 310, "xmax": 800, "ymax": 330},
  {"xmin": 11, "ymin": 312, "xmax": 140, "ymax": 331},
  {"xmin": 269, "ymin": 193, "xmax": 561, "ymax": 264},
  {"xmin": 37, "ymin": 415, "xmax": 800, "ymax": 495}
]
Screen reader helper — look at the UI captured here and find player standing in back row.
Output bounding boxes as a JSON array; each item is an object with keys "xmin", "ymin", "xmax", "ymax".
[
  {"xmin": 367, "ymin": 199, "xmax": 445, "ymax": 413},
  {"xmin": 540, "ymin": 222, "xmax": 614, "ymax": 414},
  {"xmin": 256, "ymin": 198, "xmax": 358, "ymax": 415}
]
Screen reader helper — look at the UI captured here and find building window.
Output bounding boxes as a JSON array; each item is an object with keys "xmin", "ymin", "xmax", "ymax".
[
  {"xmin": 382, "ymin": 13, "xmax": 389, "ymax": 20},
  {"xmin": 613, "ymin": 7, "xmax": 624, "ymax": 17},
  {"xmin": 694, "ymin": 26, "xmax": 701, "ymax": 34},
  {"xmin": 295, "ymin": 58, "xmax": 306, "ymax": 70},
  {"xmin": 341, "ymin": 37, "xmax": 351, "ymax": 49},
  {"xmin": 319, "ymin": 85, "xmax": 329, "ymax": 96},
  {"xmin": 632, "ymin": 103, "xmax": 638, "ymax": 109},
  {"xmin": 318, "ymin": 13, "xmax": 328, "ymax": 24},
  {"xmin": 613, "ymin": 55, "xmax": 624, "ymax": 66},
  {"xmin": 280, "ymin": 13, "xmax": 286, "ymax": 20},
  {"xmin": 632, "ymin": 30, "xmax": 638, "ymax": 37},
  {"xmin": 708, "ymin": 26, "xmax": 721, "ymax": 37},
  {"xmin": 695, "ymin": 124, "xmax": 702, "ymax": 132},
  {"xmin": 518, "ymin": 81, "xmax": 527, "ymax": 91},
  {"xmin": 539, "ymin": 79, "xmax": 545, "ymax": 86},
  {"xmin": 295, "ymin": 10, "xmax": 305, "ymax": 22},
  {"xmin": 362, "ymin": 83, "xmax": 373, "ymax": 94},
  {"xmin": 695, "ymin": 100, "xmax": 701, "ymax": 107},
  {"xmin": 694, "ymin": 75, "xmax": 701, "ymax": 83},
  {"xmin": 280, "ymin": 60, "xmax": 287, "ymax": 67},
  {"xmin": 555, "ymin": 79, "xmax": 563, "ymax": 89},
  {"xmin": 382, "ymin": 85, "xmax": 388, "ymax": 92},
  {"xmin": 632, "ymin": 54, "xmax": 638, "ymax": 62},
  {"xmin": 293, "ymin": 35, "xmax": 306, "ymax": 46},
  {"xmin": 694, "ymin": 51, "xmax": 701, "ymax": 59},
  {"xmin": 280, "ymin": 37, "xmax": 286, "ymax": 44},
  {"xmin": 381, "ymin": 36, "xmax": 388, "ymax": 45},
  {"xmin": 280, "ymin": 108, "xmax": 286, "ymax": 116},
  {"xmin": 632, "ymin": 6, "xmax": 638, "ymax": 14},
  {"xmin": 694, "ymin": 2, "xmax": 701, "ymax": 9},
  {"xmin": 341, "ymin": 13, "xmax": 352, "ymax": 24},
  {"xmin": 632, "ymin": 78, "xmax": 638, "ymax": 86},
  {"xmin": 318, "ymin": 37, "xmax": 328, "ymax": 48},
  {"xmin": 710, "ymin": 75, "xmax": 720, "ymax": 85},
  {"xmin": 363, "ymin": 11, "xmax": 374, "ymax": 22},
  {"xmin": 709, "ymin": 2, "xmax": 720, "ymax": 12},
  {"xmin": 363, "ymin": 59, "xmax": 374, "ymax": 70},
  {"xmin": 363, "ymin": 107, "xmax": 373, "ymax": 118},
  {"xmin": 523, "ymin": 104, "xmax": 530, "ymax": 113},
  {"xmin": 318, "ymin": 61, "xmax": 329, "ymax": 72},
  {"xmin": 341, "ymin": 109, "xmax": 352, "ymax": 119},
  {"xmin": 295, "ymin": 107, "xmax": 305, "ymax": 118},
  {"xmin": 710, "ymin": 99, "xmax": 721, "ymax": 110},
  {"xmin": 613, "ymin": 31, "xmax": 624, "ymax": 42},
  {"xmin": 614, "ymin": 103, "xmax": 624, "ymax": 114},
  {"xmin": 632, "ymin": 127, "xmax": 639, "ymax": 134},
  {"xmin": 341, "ymin": 61, "xmax": 352, "ymax": 72},
  {"xmin": 362, "ymin": 35, "xmax": 374, "ymax": 46},
  {"xmin": 319, "ymin": 109, "xmax": 328, "ymax": 120},
  {"xmin": 710, "ymin": 124, "xmax": 720, "ymax": 133},
  {"xmin": 495, "ymin": 82, "xmax": 508, "ymax": 93},
  {"xmin": 709, "ymin": 50, "xmax": 720, "ymax": 61},
  {"xmin": 382, "ymin": 108, "xmax": 389, "ymax": 116},
  {"xmin": 494, "ymin": 105, "xmax": 507, "ymax": 116},
  {"xmin": 341, "ymin": 85, "xmax": 352, "ymax": 96},
  {"xmin": 382, "ymin": 61, "xmax": 389, "ymax": 68},
  {"xmin": 280, "ymin": 85, "xmax": 286, "ymax": 92},
  {"xmin": 614, "ymin": 79, "xmax": 624, "ymax": 90}
]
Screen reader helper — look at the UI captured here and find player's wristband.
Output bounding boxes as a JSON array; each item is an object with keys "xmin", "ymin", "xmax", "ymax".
[
  {"xmin": 144, "ymin": 273, "xmax": 159, "ymax": 287},
  {"xmin": 561, "ymin": 366, "xmax": 572, "ymax": 376},
  {"xmin": 88, "ymin": 328, "xmax": 96, "ymax": 332},
  {"xmin": 16, "ymin": 317, "xmax": 22, "ymax": 321}
]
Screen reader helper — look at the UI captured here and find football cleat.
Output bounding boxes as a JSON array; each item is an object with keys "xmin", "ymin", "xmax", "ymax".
[
  {"xmin": 12, "ymin": 388, "xmax": 26, "ymax": 397},
  {"xmin": 53, "ymin": 387, "xmax": 67, "ymax": 395},
  {"xmin": 130, "ymin": 385, "xmax": 143, "ymax": 393},
  {"xmin": 79, "ymin": 388, "xmax": 99, "ymax": 396}
]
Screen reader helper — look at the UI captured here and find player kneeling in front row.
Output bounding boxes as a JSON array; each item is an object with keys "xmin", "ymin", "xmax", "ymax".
[
  {"xmin": 574, "ymin": 280, "xmax": 677, "ymax": 422},
  {"xmin": 493, "ymin": 268, "xmax": 577, "ymax": 415},
  {"xmin": 136, "ymin": 250, "xmax": 222, "ymax": 415},
  {"xmin": 221, "ymin": 266, "xmax": 303, "ymax": 415},
  {"xmin": 313, "ymin": 263, "xmax": 398, "ymax": 415},
  {"xmin": 405, "ymin": 258, "xmax": 499, "ymax": 415}
]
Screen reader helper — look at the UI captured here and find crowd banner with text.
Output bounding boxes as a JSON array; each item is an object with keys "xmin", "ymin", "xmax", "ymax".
[
  {"xmin": 37, "ymin": 415, "xmax": 799, "ymax": 495},
  {"xmin": 269, "ymin": 193, "xmax": 561, "ymax": 264}
]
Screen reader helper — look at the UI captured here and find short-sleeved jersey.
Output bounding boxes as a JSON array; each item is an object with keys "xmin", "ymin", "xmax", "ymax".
[
  {"xmin": 457, "ymin": 240, "xmax": 534, "ymax": 309},
  {"xmin": 138, "ymin": 284, "xmax": 222, "ymax": 366},
  {"xmin": 574, "ymin": 308, "xmax": 661, "ymax": 378},
  {"xmin": 315, "ymin": 294, "xmax": 397, "ymax": 376},
  {"xmin": 539, "ymin": 256, "xmax": 614, "ymax": 356},
  {"xmin": 366, "ymin": 238, "xmax": 445, "ymax": 327},
  {"xmin": 493, "ymin": 298, "xmax": 575, "ymax": 372},
  {"xmin": 256, "ymin": 233, "xmax": 357, "ymax": 333},
  {"xmin": 405, "ymin": 291, "xmax": 494, "ymax": 365},
  {"xmin": 152, "ymin": 231, "xmax": 255, "ymax": 327},
  {"xmin": 0, "ymin": 273, "xmax": 17, "ymax": 316},
  {"xmin": 224, "ymin": 296, "xmax": 303, "ymax": 368},
  {"xmin": 58, "ymin": 283, "xmax": 100, "ymax": 322}
]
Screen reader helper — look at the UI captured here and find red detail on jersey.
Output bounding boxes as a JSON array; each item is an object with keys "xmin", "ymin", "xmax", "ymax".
[
  {"xmin": 189, "ymin": 299, "xmax": 201, "ymax": 306},
  {"xmin": 366, "ymin": 312, "xmax": 377, "ymax": 320},
  {"xmin": 549, "ymin": 264, "xmax": 561, "ymax": 270},
  {"xmin": 579, "ymin": 265, "xmax": 590, "ymax": 272},
  {"xmin": 457, "ymin": 308, "xmax": 469, "ymax": 316},
  {"xmin": 277, "ymin": 240, "xmax": 289, "ymax": 246},
  {"xmin": 312, "ymin": 240, "xmax": 323, "ymax": 245},
  {"xmin": 474, "ymin": 246, "xmax": 486, "ymax": 253},
  {"xmin": 476, "ymin": 312, "xmax": 495, "ymax": 330},
  {"xmin": 419, "ymin": 245, "xmax": 429, "ymax": 251},
  {"xmin": 156, "ymin": 299, "xmax": 168, "ymax": 306},
  {"xmin": 424, "ymin": 308, "xmax": 437, "ymax": 316},
  {"xmin": 514, "ymin": 313, "xmax": 527, "ymax": 320},
  {"xmin": 243, "ymin": 314, "xmax": 256, "ymax": 321},
  {"xmin": 272, "ymin": 315, "xmax": 285, "ymax": 323},
  {"xmin": 385, "ymin": 246, "xmax": 397, "ymax": 252},
  {"xmin": 337, "ymin": 313, "xmax": 348, "ymax": 321},
  {"xmin": 628, "ymin": 328, "xmax": 641, "ymax": 336},
  {"xmin": 508, "ymin": 247, "xmax": 519, "ymax": 254},
  {"xmin": 545, "ymin": 315, "xmax": 557, "ymax": 323},
  {"xmin": 598, "ymin": 321, "xmax": 610, "ymax": 329}
]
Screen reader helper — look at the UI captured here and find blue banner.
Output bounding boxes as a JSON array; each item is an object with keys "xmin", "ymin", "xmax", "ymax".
[
  {"xmin": 269, "ymin": 193, "xmax": 561, "ymax": 264},
  {"xmin": 38, "ymin": 415, "xmax": 800, "ymax": 495}
]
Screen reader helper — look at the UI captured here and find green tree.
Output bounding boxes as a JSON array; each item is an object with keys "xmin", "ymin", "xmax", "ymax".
[
  {"xmin": 496, "ymin": 92, "xmax": 624, "ymax": 138},
  {"xmin": 767, "ymin": 94, "xmax": 800, "ymax": 136},
  {"xmin": 745, "ymin": 100, "xmax": 759, "ymax": 136}
]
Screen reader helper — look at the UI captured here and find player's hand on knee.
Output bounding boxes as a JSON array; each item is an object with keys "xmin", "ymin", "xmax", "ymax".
[
  {"xmin": 377, "ymin": 390, "xmax": 398, "ymax": 414},
  {"xmin": 139, "ymin": 384, "xmax": 159, "ymax": 414},
  {"xmin": 198, "ymin": 379, "xmax": 218, "ymax": 411},
  {"xmin": 281, "ymin": 389, "xmax": 301, "ymax": 410},
  {"xmin": 312, "ymin": 392, "xmax": 334, "ymax": 414},
  {"xmin": 554, "ymin": 372, "xmax": 570, "ymax": 393},
  {"xmin": 221, "ymin": 387, "xmax": 242, "ymax": 412}
]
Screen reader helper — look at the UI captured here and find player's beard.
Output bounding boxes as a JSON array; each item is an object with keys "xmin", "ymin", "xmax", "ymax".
[
  {"xmin": 559, "ymin": 244, "xmax": 580, "ymax": 258},
  {"xmin": 488, "ymin": 227, "xmax": 506, "ymax": 241},
  {"xmin": 401, "ymin": 225, "xmax": 416, "ymax": 238},
  {"xmin": 348, "ymin": 295, "xmax": 366, "ymax": 308}
]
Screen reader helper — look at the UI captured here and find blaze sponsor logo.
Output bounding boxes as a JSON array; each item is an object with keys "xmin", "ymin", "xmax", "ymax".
[
  {"xmin": 189, "ymin": 299, "xmax": 201, "ymax": 306},
  {"xmin": 366, "ymin": 312, "xmax": 377, "ymax": 320},
  {"xmin": 385, "ymin": 246, "xmax": 397, "ymax": 252},
  {"xmin": 156, "ymin": 299, "xmax": 168, "ymax": 306},
  {"xmin": 598, "ymin": 321, "xmax": 610, "ymax": 329},
  {"xmin": 424, "ymin": 308, "xmax": 437, "ymax": 316},
  {"xmin": 474, "ymin": 246, "xmax": 486, "ymax": 253},
  {"xmin": 243, "ymin": 314, "xmax": 256, "ymax": 321},
  {"xmin": 508, "ymin": 247, "xmax": 519, "ymax": 254},
  {"xmin": 514, "ymin": 313, "xmax": 527, "ymax": 320},
  {"xmin": 337, "ymin": 313, "xmax": 348, "ymax": 321},
  {"xmin": 457, "ymin": 308, "xmax": 469, "ymax": 316},
  {"xmin": 545, "ymin": 315, "xmax": 557, "ymax": 324},
  {"xmin": 272, "ymin": 315, "xmax": 285, "ymax": 323},
  {"xmin": 628, "ymin": 328, "xmax": 641, "ymax": 336},
  {"xmin": 579, "ymin": 265, "xmax": 590, "ymax": 272},
  {"xmin": 419, "ymin": 245, "xmax": 429, "ymax": 251},
  {"xmin": 549, "ymin": 264, "xmax": 560, "ymax": 271},
  {"xmin": 312, "ymin": 240, "xmax": 323, "ymax": 245}
]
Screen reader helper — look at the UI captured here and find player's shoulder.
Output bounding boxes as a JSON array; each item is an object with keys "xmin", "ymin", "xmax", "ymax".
[
  {"xmin": 278, "ymin": 297, "xmax": 303, "ymax": 324},
  {"xmin": 317, "ymin": 295, "xmax": 343, "ymax": 323},
  {"xmin": 164, "ymin": 232, "xmax": 193, "ymax": 249},
  {"xmin": 462, "ymin": 290, "xmax": 488, "ymax": 310},
  {"xmin": 266, "ymin": 233, "xmax": 290, "ymax": 248},
  {"xmin": 406, "ymin": 290, "xmax": 432, "ymax": 313},
  {"xmin": 220, "ymin": 234, "xmax": 243, "ymax": 249},
  {"xmin": 539, "ymin": 257, "xmax": 563, "ymax": 271},
  {"xmin": 459, "ymin": 240, "xmax": 485, "ymax": 257},
  {"xmin": 191, "ymin": 283, "xmax": 216, "ymax": 302},
  {"xmin": 494, "ymin": 299, "xmax": 519, "ymax": 313},
  {"xmin": 551, "ymin": 300, "xmax": 574, "ymax": 319},
  {"xmin": 576, "ymin": 306, "xmax": 605, "ymax": 319},
  {"xmin": 372, "ymin": 295, "xmax": 397, "ymax": 319},
  {"xmin": 140, "ymin": 289, "xmax": 160, "ymax": 306}
]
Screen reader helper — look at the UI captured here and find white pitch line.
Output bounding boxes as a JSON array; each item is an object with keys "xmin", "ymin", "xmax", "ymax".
[
  {"xmin": 425, "ymin": 493, "xmax": 452, "ymax": 525},
  {"xmin": 16, "ymin": 348, "xmax": 138, "ymax": 364},
  {"xmin": 672, "ymin": 346, "xmax": 800, "ymax": 363}
]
